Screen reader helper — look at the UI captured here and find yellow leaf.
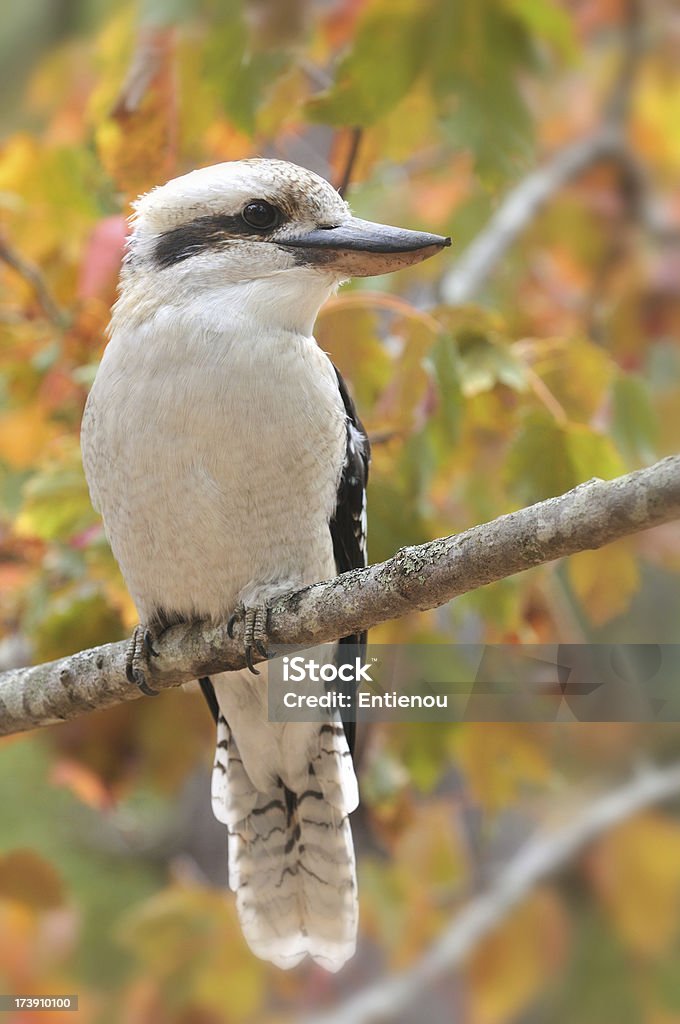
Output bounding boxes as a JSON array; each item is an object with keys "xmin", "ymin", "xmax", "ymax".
[
  {"xmin": 634, "ymin": 68, "xmax": 680, "ymax": 172},
  {"xmin": 0, "ymin": 137, "xmax": 102, "ymax": 263},
  {"xmin": 15, "ymin": 435, "xmax": 97, "ymax": 542},
  {"xmin": 0, "ymin": 134, "xmax": 36, "ymax": 194},
  {"xmin": 647, "ymin": 1011, "xmax": 680, "ymax": 1024},
  {"xmin": 317, "ymin": 295, "xmax": 439, "ymax": 434},
  {"xmin": 587, "ymin": 812, "xmax": 680, "ymax": 957},
  {"xmin": 361, "ymin": 799, "xmax": 466, "ymax": 966},
  {"xmin": 316, "ymin": 301, "xmax": 390, "ymax": 418},
  {"xmin": 466, "ymin": 888, "xmax": 568, "ymax": 1024},
  {"xmin": 568, "ymin": 541, "xmax": 640, "ymax": 626},
  {"xmin": 0, "ymin": 407, "xmax": 54, "ymax": 469},
  {"xmin": 0, "ymin": 901, "xmax": 36, "ymax": 979},
  {"xmin": 118, "ymin": 884, "xmax": 264, "ymax": 1018},
  {"xmin": 454, "ymin": 724, "xmax": 552, "ymax": 811},
  {"xmin": 531, "ymin": 336, "xmax": 614, "ymax": 422},
  {"xmin": 203, "ymin": 118, "xmax": 253, "ymax": 163}
]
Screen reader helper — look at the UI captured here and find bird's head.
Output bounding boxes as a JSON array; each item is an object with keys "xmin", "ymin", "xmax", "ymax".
[{"xmin": 120, "ymin": 159, "xmax": 450, "ymax": 335}]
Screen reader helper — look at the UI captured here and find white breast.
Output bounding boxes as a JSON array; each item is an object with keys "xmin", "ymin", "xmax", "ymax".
[{"xmin": 81, "ymin": 310, "xmax": 347, "ymax": 624}]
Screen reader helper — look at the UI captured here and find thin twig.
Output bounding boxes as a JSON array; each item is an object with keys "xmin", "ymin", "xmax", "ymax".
[
  {"xmin": 0, "ymin": 456, "xmax": 678, "ymax": 737},
  {"xmin": 336, "ymin": 127, "xmax": 363, "ymax": 197},
  {"xmin": 0, "ymin": 237, "xmax": 68, "ymax": 328},
  {"xmin": 304, "ymin": 761, "xmax": 680, "ymax": 1024},
  {"xmin": 321, "ymin": 290, "xmax": 442, "ymax": 334}
]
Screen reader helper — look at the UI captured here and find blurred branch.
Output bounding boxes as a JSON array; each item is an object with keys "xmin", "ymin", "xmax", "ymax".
[
  {"xmin": 604, "ymin": 0, "xmax": 644, "ymax": 129},
  {"xmin": 0, "ymin": 236, "xmax": 68, "ymax": 328},
  {"xmin": 441, "ymin": 129, "xmax": 628, "ymax": 305},
  {"xmin": 441, "ymin": 0, "xmax": 646, "ymax": 306},
  {"xmin": 305, "ymin": 760, "xmax": 680, "ymax": 1024},
  {"xmin": 0, "ymin": 456, "xmax": 678, "ymax": 737}
]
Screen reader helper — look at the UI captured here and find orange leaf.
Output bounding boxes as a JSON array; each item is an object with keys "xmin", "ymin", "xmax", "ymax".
[
  {"xmin": 96, "ymin": 27, "xmax": 178, "ymax": 199},
  {"xmin": 0, "ymin": 850, "xmax": 64, "ymax": 911},
  {"xmin": 50, "ymin": 759, "xmax": 114, "ymax": 811}
]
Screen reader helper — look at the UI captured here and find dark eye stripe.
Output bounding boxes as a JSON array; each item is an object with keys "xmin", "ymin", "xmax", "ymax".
[{"xmin": 153, "ymin": 212, "xmax": 286, "ymax": 268}]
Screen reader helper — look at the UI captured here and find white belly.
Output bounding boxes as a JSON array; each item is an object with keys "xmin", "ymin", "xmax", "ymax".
[{"xmin": 81, "ymin": 318, "xmax": 347, "ymax": 624}]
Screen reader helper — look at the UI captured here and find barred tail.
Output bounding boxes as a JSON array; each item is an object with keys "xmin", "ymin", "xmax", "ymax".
[{"xmin": 212, "ymin": 715, "xmax": 359, "ymax": 972}]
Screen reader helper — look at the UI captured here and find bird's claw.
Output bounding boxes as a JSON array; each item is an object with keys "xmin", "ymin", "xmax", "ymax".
[
  {"xmin": 227, "ymin": 603, "xmax": 271, "ymax": 676},
  {"xmin": 125, "ymin": 624, "xmax": 160, "ymax": 697},
  {"xmin": 143, "ymin": 631, "xmax": 159, "ymax": 659}
]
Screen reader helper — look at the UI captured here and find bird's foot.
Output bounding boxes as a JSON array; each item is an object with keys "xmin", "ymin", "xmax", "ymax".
[
  {"xmin": 227, "ymin": 603, "xmax": 271, "ymax": 676},
  {"xmin": 125, "ymin": 624, "xmax": 161, "ymax": 697}
]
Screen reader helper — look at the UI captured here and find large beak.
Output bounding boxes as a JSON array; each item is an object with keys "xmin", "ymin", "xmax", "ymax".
[{"xmin": 279, "ymin": 217, "xmax": 451, "ymax": 277}]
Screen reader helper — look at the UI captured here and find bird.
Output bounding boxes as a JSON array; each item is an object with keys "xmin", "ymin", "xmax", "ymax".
[{"xmin": 80, "ymin": 158, "xmax": 450, "ymax": 971}]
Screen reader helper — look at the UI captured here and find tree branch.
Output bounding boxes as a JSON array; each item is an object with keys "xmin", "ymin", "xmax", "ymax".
[
  {"xmin": 304, "ymin": 759, "xmax": 680, "ymax": 1024},
  {"xmin": 441, "ymin": 129, "xmax": 627, "ymax": 305},
  {"xmin": 0, "ymin": 456, "xmax": 678, "ymax": 737}
]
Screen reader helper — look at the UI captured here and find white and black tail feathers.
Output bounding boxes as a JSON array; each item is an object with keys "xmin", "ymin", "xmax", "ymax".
[{"xmin": 211, "ymin": 712, "xmax": 359, "ymax": 972}]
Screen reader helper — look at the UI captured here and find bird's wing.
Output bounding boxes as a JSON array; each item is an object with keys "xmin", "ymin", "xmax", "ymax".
[{"xmin": 330, "ymin": 365, "xmax": 371, "ymax": 757}]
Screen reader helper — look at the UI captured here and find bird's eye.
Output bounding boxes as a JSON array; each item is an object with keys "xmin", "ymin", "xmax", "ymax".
[{"xmin": 242, "ymin": 200, "xmax": 279, "ymax": 230}]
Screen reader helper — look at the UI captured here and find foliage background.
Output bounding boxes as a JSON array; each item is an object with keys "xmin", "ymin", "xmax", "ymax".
[{"xmin": 1, "ymin": 0, "xmax": 680, "ymax": 1021}]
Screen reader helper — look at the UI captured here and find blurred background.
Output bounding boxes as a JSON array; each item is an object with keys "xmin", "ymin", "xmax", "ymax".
[{"xmin": 1, "ymin": 1, "xmax": 680, "ymax": 1021}]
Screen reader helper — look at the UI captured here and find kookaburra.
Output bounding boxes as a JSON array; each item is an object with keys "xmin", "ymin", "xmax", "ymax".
[{"xmin": 81, "ymin": 158, "xmax": 449, "ymax": 971}]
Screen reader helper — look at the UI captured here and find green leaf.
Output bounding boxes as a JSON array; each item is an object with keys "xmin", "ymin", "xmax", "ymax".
[
  {"xmin": 30, "ymin": 588, "xmax": 126, "ymax": 662},
  {"xmin": 0, "ymin": 463, "xmax": 31, "ymax": 520},
  {"xmin": 501, "ymin": 0, "xmax": 577, "ymax": 60},
  {"xmin": 507, "ymin": 411, "xmax": 626, "ymax": 505},
  {"xmin": 428, "ymin": 0, "xmax": 536, "ymax": 181},
  {"xmin": 611, "ymin": 373, "xmax": 658, "ymax": 463},
  {"xmin": 565, "ymin": 427, "xmax": 627, "ymax": 487},
  {"xmin": 203, "ymin": 5, "xmax": 290, "ymax": 133},
  {"xmin": 456, "ymin": 332, "xmax": 527, "ymax": 396},
  {"xmin": 441, "ymin": 72, "xmax": 534, "ymax": 183},
  {"xmin": 17, "ymin": 464, "xmax": 97, "ymax": 542},
  {"xmin": 429, "ymin": 333, "xmax": 464, "ymax": 448},
  {"xmin": 368, "ymin": 431, "xmax": 438, "ymax": 563},
  {"xmin": 390, "ymin": 724, "xmax": 456, "ymax": 793},
  {"xmin": 434, "ymin": 307, "xmax": 526, "ymax": 396},
  {"xmin": 307, "ymin": 0, "xmax": 432, "ymax": 126}
]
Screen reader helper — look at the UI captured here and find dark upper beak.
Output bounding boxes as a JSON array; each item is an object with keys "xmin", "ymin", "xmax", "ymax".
[{"xmin": 279, "ymin": 216, "xmax": 451, "ymax": 277}]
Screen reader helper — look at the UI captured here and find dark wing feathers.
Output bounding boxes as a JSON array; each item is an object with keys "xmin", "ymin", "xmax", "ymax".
[
  {"xmin": 330, "ymin": 366, "xmax": 370, "ymax": 757},
  {"xmin": 330, "ymin": 365, "xmax": 369, "ymax": 574}
]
